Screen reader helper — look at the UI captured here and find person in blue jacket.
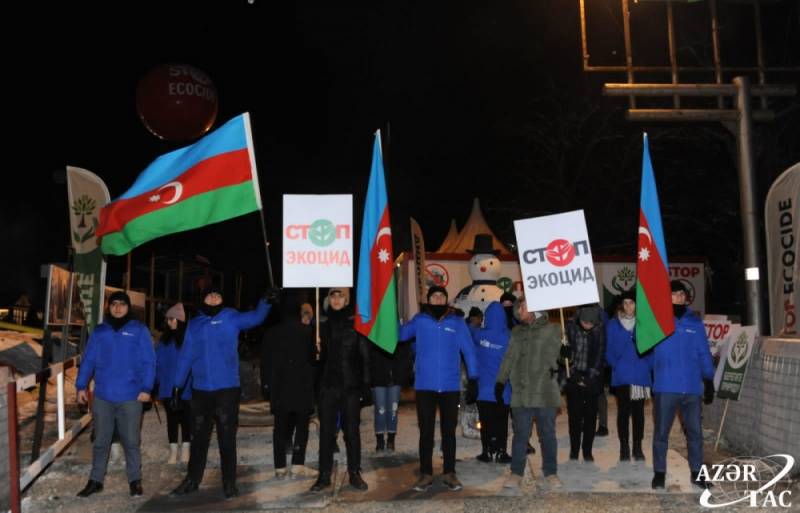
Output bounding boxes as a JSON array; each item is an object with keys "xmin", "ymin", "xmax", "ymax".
[
  {"xmin": 170, "ymin": 285, "xmax": 275, "ymax": 499},
  {"xmin": 76, "ymin": 291, "xmax": 156, "ymax": 498},
  {"xmin": 605, "ymin": 290, "xmax": 651, "ymax": 462},
  {"xmin": 650, "ymin": 280, "xmax": 715, "ymax": 490},
  {"xmin": 472, "ymin": 302, "xmax": 512, "ymax": 464},
  {"xmin": 399, "ymin": 285, "xmax": 478, "ymax": 493},
  {"xmin": 155, "ymin": 302, "xmax": 192, "ymax": 465}
]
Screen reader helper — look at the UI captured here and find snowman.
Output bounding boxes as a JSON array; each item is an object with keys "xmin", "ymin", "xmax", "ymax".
[{"xmin": 454, "ymin": 234, "xmax": 505, "ymax": 316}]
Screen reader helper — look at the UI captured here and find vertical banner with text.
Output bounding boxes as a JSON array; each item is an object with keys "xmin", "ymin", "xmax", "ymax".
[
  {"xmin": 282, "ymin": 195, "xmax": 353, "ymax": 288},
  {"xmin": 513, "ymin": 210, "xmax": 599, "ymax": 312},
  {"xmin": 716, "ymin": 325, "xmax": 758, "ymax": 401}
]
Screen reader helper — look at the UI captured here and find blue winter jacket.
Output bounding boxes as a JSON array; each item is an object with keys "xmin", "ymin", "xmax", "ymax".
[
  {"xmin": 399, "ymin": 307, "xmax": 478, "ymax": 392},
  {"xmin": 175, "ymin": 300, "xmax": 270, "ymax": 392},
  {"xmin": 155, "ymin": 341, "xmax": 192, "ymax": 400},
  {"xmin": 473, "ymin": 302, "xmax": 511, "ymax": 403},
  {"xmin": 651, "ymin": 310, "xmax": 714, "ymax": 395},
  {"xmin": 605, "ymin": 316, "xmax": 652, "ymax": 387},
  {"xmin": 77, "ymin": 319, "xmax": 156, "ymax": 403}
]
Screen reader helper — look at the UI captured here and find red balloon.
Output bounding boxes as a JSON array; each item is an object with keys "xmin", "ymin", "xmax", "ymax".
[{"xmin": 135, "ymin": 63, "xmax": 219, "ymax": 141}]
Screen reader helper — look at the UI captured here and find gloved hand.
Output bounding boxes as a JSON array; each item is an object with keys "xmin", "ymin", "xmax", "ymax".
[
  {"xmin": 465, "ymin": 379, "xmax": 478, "ymax": 405},
  {"xmin": 264, "ymin": 287, "xmax": 281, "ymax": 304},
  {"xmin": 494, "ymin": 383, "xmax": 505, "ymax": 405},
  {"xmin": 560, "ymin": 344, "xmax": 572, "ymax": 361},
  {"xmin": 171, "ymin": 387, "xmax": 183, "ymax": 411},
  {"xmin": 703, "ymin": 379, "xmax": 715, "ymax": 405}
]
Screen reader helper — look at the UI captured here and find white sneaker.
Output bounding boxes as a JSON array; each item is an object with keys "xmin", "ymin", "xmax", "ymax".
[
  {"xmin": 168, "ymin": 443, "xmax": 178, "ymax": 464},
  {"xmin": 503, "ymin": 473, "xmax": 522, "ymax": 488},
  {"xmin": 545, "ymin": 474, "xmax": 563, "ymax": 489},
  {"xmin": 291, "ymin": 465, "xmax": 317, "ymax": 478},
  {"xmin": 275, "ymin": 467, "xmax": 288, "ymax": 479}
]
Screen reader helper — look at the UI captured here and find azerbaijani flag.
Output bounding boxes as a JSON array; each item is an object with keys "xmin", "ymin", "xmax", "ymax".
[
  {"xmin": 97, "ymin": 113, "xmax": 262, "ymax": 255},
  {"xmin": 635, "ymin": 133, "xmax": 675, "ymax": 353},
  {"xmin": 354, "ymin": 130, "xmax": 398, "ymax": 353}
]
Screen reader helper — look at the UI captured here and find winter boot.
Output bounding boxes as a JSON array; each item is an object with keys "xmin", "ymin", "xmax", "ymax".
[
  {"xmin": 387, "ymin": 432, "xmax": 396, "ymax": 452},
  {"xmin": 691, "ymin": 471, "xmax": 714, "ymax": 489},
  {"xmin": 349, "ymin": 470, "xmax": 368, "ymax": 491},
  {"xmin": 619, "ymin": 438, "xmax": 630, "ymax": 461},
  {"xmin": 632, "ymin": 439, "xmax": 645, "ymax": 461},
  {"xmin": 310, "ymin": 472, "xmax": 332, "ymax": 492},
  {"xmin": 651, "ymin": 471, "xmax": 666, "ymax": 489},
  {"xmin": 376, "ymin": 433, "xmax": 385, "ymax": 452},
  {"xmin": 168, "ymin": 443, "xmax": 179, "ymax": 464},
  {"xmin": 494, "ymin": 450, "xmax": 512, "ymax": 464}
]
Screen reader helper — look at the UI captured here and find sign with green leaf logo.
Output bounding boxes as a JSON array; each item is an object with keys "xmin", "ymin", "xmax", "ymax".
[{"xmin": 717, "ymin": 325, "xmax": 757, "ymax": 401}]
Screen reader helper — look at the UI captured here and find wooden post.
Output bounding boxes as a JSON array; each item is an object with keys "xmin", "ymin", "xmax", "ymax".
[
  {"xmin": 315, "ymin": 288, "xmax": 321, "ymax": 360},
  {"xmin": 714, "ymin": 399, "xmax": 730, "ymax": 452},
  {"xmin": 6, "ymin": 378, "xmax": 21, "ymax": 513}
]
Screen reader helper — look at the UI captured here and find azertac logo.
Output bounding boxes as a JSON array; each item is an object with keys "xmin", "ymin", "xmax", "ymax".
[{"xmin": 698, "ymin": 455, "xmax": 794, "ymax": 509}]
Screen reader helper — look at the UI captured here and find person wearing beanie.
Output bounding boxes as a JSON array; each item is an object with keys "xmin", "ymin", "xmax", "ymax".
[
  {"xmin": 605, "ymin": 291, "xmax": 652, "ymax": 462},
  {"xmin": 263, "ymin": 295, "xmax": 318, "ymax": 480},
  {"xmin": 466, "ymin": 307, "xmax": 484, "ymax": 336},
  {"xmin": 155, "ymin": 303, "xmax": 192, "ymax": 465},
  {"xmin": 562, "ymin": 304, "xmax": 606, "ymax": 462},
  {"xmin": 311, "ymin": 288, "xmax": 371, "ymax": 493},
  {"xmin": 76, "ymin": 291, "xmax": 156, "ymax": 498},
  {"xmin": 650, "ymin": 280, "xmax": 715, "ymax": 490},
  {"xmin": 171, "ymin": 285, "xmax": 276, "ymax": 499},
  {"xmin": 499, "ymin": 292, "xmax": 518, "ymax": 330},
  {"xmin": 399, "ymin": 285, "xmax": 478, "ymax": 492},
  {"xmin": 495, "ymin": 297, "xmax": 564, "ymax": 489}
]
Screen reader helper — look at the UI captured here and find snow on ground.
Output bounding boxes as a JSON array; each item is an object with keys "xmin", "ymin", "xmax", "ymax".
[{"xmin": 21, "ymin": 389, "xmax": 740, "ymax": 513}]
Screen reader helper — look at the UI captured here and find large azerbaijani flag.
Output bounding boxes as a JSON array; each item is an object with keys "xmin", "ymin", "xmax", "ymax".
[
  {"xmin": 635, "ymin": 133, "xmax": 675, "ymax": 353},
  {"xmin": 97, "ymin": 113, "xmax": 262, "ymax": 255},
  {"xmin": 354, "ymin": 130, "xmax": 398, "ymax": 353}
]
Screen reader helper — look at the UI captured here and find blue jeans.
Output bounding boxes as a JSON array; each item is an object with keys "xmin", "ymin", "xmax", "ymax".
[
  {"xmin": 653, "ymin": 393, "xmax": 703, "ymax": 473},
  {"xmin": 511, "ymin": 407, "xmax": 558, "ymax": 477},
  {"xmin": 372, "ymin": 385, "xmax": 401, "ymax": 434},
  {"xmin": 90, "ymin": 398, "xmax": 142, "ymax": 483}
]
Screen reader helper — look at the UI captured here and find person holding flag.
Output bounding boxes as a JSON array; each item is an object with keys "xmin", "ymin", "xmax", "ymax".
[{"xmin": 634, "ymin": 134, "xmax": 714, "ymax": 490}]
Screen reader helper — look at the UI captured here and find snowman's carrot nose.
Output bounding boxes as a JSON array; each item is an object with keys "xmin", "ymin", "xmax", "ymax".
[{"xmin": 480, "ymin": 266, "xmax": 487, "ymax": 272}]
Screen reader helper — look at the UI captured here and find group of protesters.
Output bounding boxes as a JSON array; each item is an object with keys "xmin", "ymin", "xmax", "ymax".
[{"xmin": 73, "ymin": 274, "xmax": 715, "ymax": 500}]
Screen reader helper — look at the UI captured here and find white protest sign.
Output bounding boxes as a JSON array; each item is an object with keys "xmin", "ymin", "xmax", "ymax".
[
  {"xmin": 514, "ymin": 210, "xmax": 599, "ymax": 312},
  {"xmin": 282, "ymin": 194, "xmax": 353, "ymax": 288},
  {"xmin": 703, "ymin": 315, "xmax": 732, "ymax": 360}
]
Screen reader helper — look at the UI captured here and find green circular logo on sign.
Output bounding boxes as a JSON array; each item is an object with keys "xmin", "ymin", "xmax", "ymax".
[
  {"xmin": 309, "ymin": 219, "xmax": 336, "ymax": 247},
  {"xmin": 497, "ymin": 277, "xmax": 513, "ymax": 292}
]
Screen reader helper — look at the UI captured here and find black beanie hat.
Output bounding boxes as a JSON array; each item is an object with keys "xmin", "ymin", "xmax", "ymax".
[
  {"xmin": 426, "ymin": 285, "xmax": 448, "ymax": 301},
  {"xmin": 201, "ymin": 285, "xmax": 223, "ymax": 300},
  {"xmin": 500, "ymin": 292, "xmax": 516, "ymax": 303},
  {"xmin": 468, "ymin": 307, "xmax": 483, "ymax": 318},
  {"xmin": 670, "ymin": 280, "xmax": 688, "ymax": 293},
  {"xmin": 108, "ymin": 291, "xmax": 131, "ymax": 306}
]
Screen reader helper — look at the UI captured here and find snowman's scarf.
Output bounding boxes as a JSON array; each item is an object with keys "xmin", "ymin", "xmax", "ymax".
[{"xmin": 471, "ymin": 280, "xmax": 498, "ymax": 285}]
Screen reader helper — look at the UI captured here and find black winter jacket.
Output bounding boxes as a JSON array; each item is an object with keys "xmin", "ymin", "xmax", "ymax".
[
  {"xmin": 263, "ymin": 319, "xmax": 317, "ymax": 412},
  {"xmin": 369, "ymin": 342, "xmax": 412, "ymax": 388},
  {"xmin": 319, "ymin": 306, "xmax": 370, "ymax": 391}
]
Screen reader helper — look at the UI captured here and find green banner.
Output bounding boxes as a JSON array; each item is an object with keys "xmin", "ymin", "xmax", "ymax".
[{"xmin": 716, "ymin": 326, "xmax": 757, "ymax": 401}]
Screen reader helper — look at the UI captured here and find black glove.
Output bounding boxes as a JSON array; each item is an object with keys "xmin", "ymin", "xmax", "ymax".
[
  {"xmin": 494, "ymin": 382, "xmax": 505, "ymax": 405},
  {"xmin": 264, "ymin": 287, "xmax": 281, "ymax": 304},
  {"xmin": 703, "ymin": 379, "xmax": 715, "ymax": 405},
  {"xmin": 465, "ymin": 379, "xmax": 478, "ymax": 405},
  {"xmin": 170, "ymin": 387, "xmax": 183, "ymax": 411},
  {"xmin": 560, "ymin": 344, "xmax": 572, "ymax": 361}
]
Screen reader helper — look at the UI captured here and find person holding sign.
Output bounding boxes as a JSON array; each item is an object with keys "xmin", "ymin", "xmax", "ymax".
[
  {"xmin": 170, "ymin": 286, "xmax": 275, "ymax": 499},
  {"xmin": 311, "ymin": 288, "xmax": 371, "ymax": 493},
  {"xmin": 495, "ymin": 297, "xmax": 565, "ymax": 489},
  {"xmin": 399, "ymin": 285, "xmax": 478, "ymax": 492},
  {"xmin": 605, "ymin": 291, "xmax": 651, "ymax": 462},
  {"xmin": 562, "ymin": 304, "xmax": 606, "ymax": 463},
  {"xmin": 650, "ymin": 280, "xmax": 715, "ymax": 490}
]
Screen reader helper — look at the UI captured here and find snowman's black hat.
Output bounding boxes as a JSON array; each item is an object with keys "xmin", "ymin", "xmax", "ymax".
[{"xmin": 467, "ymin": 234, "xmax": 501, "ymax": 256}]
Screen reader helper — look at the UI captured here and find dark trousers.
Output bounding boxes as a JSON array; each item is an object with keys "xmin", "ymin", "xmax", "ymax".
[
  {"xmin": 477, "ymin": 400, "xmax": 509, "ymax": 453},
  {"xmin": 653, "ymin": 393, "xmax": 703, "ymax": 473},
  {"xmin": 187, "ymin": 387, "xmax": 240, "ymax": 485},
  {"xmin": 318, "ymin": 387, "xmax": 361, "ymax": 474},
  {"xmin": 163, "ymin": 399, "xmax": 192, "ymax": 444},
  {"xmin": 565, "ymin": 384, "xmax": 599, "ymax": 457},
  {"xmin": 416, "ymin": 390, "xmax": 460, "ymax": 475},
  {"xmin": 273, "ymin": 409, "xmax": 310, "ymax": 468},
  {"xmin": 615, "ymin": 386, "xmax": 645, "ymax": 443}
]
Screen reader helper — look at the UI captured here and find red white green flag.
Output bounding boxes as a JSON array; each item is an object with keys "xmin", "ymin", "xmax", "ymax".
[
  {"xmin": 635, "ymin": 133, "xmax": 675, "ymax": 353},
  {"xmin": 97, "ymin": 113, "xmax": 262, "ymax": 255}
]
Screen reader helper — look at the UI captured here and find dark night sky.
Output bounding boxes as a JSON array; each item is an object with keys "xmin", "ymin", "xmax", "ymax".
[{"xmin": 2, "ymin": 1, "xmax": 799, "ymax": 315}]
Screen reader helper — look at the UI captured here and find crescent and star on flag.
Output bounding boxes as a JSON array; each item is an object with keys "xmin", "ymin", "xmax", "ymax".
[
  {"xmin": 638, "ymin": 226, "xmax": 653, "ymax": 262},
  {"xmin": 148, "ymin": 181, "xmax": 183, "ymax": 204},
  {"xmin": 376, "ymin": 226, "xmax": 392, "ymax": 264}
]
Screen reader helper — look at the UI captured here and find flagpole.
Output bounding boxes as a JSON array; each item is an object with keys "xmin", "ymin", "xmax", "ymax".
[
  {"xmin": 244, "ymin": 112, "xmax": 276, "ymax": 289},
  {"xmin": 315, "ymin": 288, "xmax": 321, "ymax": 361},
  {"xmin": 257, "ymin": 208, "xmax": 276, "ymax": 289}
]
